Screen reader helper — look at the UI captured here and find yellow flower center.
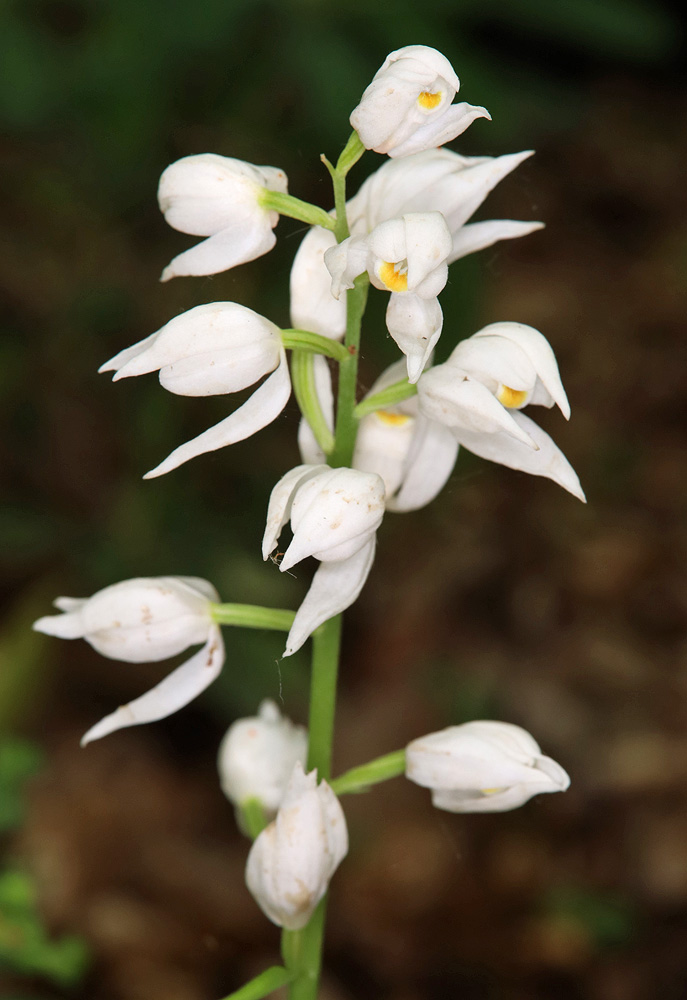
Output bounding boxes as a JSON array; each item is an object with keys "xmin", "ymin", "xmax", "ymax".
[
  {"xmin": 378, "ymin": 260, "xmax": 408, "ymax": 293},
  {"xmin": 497, "ymin": 385, "xmax": 529, "ymax": 409},
  {"xmin": 417, "ymin": 90, "xmax": 442, "ymax": 110},
  {"xmin": 375, "ymin": 410, "xmax": 411, "ymax": 427}
]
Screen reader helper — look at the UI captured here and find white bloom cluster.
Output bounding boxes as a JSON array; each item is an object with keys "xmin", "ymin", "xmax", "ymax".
[{"xmin": 34, "ymin": 45, "xmax": 579, "ymax": 943}]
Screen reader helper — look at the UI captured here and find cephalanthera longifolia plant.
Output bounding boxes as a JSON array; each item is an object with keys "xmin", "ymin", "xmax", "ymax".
[{"xmin": 34, "ymin": 44, "xmax": 584, "ymax": 1000}]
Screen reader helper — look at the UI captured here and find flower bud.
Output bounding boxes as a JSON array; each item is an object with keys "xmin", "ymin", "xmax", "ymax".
[
  {"xmin": 245, "ymin": 763, "xmax": 348, "ymax": 930},
  {"xmin": 218, "ymin": 700, "xmax": 308, "ymax": 815},
  {"xmin": 406, "ymin": 721, "xmax": 570, "ymax": 812},
  {"xmin": 33, "ymin": 577, "xmax": 225, "ymax": 745}
]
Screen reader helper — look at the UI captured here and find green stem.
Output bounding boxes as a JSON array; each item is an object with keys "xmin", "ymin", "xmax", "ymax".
[
  {"xmin": 259, "ymin": 190, "xmax": 336, "ymax": 231},
  {"xmin": 239, "ymin": 797, "xmax": 269, "ymax": 839},
  {"xmin": 290, "ymin": 350, "xmax": 335, "ymax": 456},
  {"xmin": 353, "ymin": 379, "xmax": 418, "ymax": 419},
  {"xmin": 330, "ymin": 749, "xmax": 406, "ymax": 796},
  {"xmin": 281, "ymin": 330, "xmax": 350, "ymax": 363},
  {"xmin": 282, "ymin": 616, "xmax": 341, "ymax": 1000},
  {"xmin": 210, "ymin": 604, "xmax": 295, "ymax": 631},
  {"xmin": 328, "ymin": 276, "xmax": 368, "ymax": 468},
  {"xmin": 281, "ymin": 898, "xmax": 327, "ymax": 1000}
]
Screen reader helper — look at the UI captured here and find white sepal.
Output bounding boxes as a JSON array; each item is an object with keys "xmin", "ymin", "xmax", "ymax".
[
  {"xmin": 285, "ymin": 539, "xmax": 376, "ymax": 657},
  {"xmin": 218, "ymin": 700, "xmax": 308, "ymax": 815},
  {"xmin": 158, "ymin": 154, "xmax": 287, "ymax": 279},
  {"xmin": 452, "ymin": 411, "xmax": 585, "ymax": 501},
  {"xmin": 144, "ymin": 348, "xmax": 291, "ymax": 479},
  {"xmin": 350, "ymin": 45, "xmax": 489, "ymax": 158},
  {"xmin": 406, "ymin": 720, "xmax": 570, "ymax": 813},
  {"xmin": 245, "ymin": 763, "xmax": 348, "ymax": 929}
]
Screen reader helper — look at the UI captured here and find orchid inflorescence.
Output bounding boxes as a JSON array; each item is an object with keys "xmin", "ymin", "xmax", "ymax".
[{"xmin": 34, "ymin": 45, "xmax": 583, "ymax": 1000}]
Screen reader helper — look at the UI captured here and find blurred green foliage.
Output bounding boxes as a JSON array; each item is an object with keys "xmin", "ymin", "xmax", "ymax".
[
  {"xmin": 543, "ymin": 885, "xmax": 636, "ymax": 949},
  {"xmin": 0, "ymin": 739, "xmax": 43, "ymax": 833},
  {"xmin": 0, "ymin": 740, "xmax": 89, "ymax": 988},
  {"xmin": 0, "ymin": 869, "xmax": 89, "ymax": 987}
]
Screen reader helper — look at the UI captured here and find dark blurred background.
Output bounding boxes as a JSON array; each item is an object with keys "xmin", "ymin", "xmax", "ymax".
[{"xmin": 2, "ymin": 1, "xmax": 687, "ymax": 998}]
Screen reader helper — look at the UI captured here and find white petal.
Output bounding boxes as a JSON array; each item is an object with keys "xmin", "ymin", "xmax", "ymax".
[
  {"xmin": 143, "ymin": 350, "xmax": 291, "ymax": 478},
  {"xmin": 282, "ymin": 469, "xmax": 385, "ymax": 569},
  {"xmin": 473, "ymin": 322, "xmax": 570, "ymax": 419},
  {"xmin": 262, "ymin": 464, "xmax": 328, "ymax": 560},
  {"xmin": 456, "ymin": 410, "xmax": 586, "ymax": 501},
  {"xmin": 161, "ymin": 221, "xmax": 276, "ymax": 281},
  {"xmin": 80, "ymin": 625, "xmax": 225, "ymax": 745},
  {"xmin": 449, "ymin": 335, "xmax": 537, "ymax": 394},
  {"xmin": 158, "ymin": 154, "xmax": 267, "ymax": 235},
  {"xmin": 324, "ymin": 236, "xmax": 369, "ymax": 299},
  {"xmin": 290, "ymin": 226, "xmax": 346, "ymax": 341},
  {"xmin": 387, "ymin": 102, "xmax": 491, "ymax": 158},
  {"xmin": 388, "ymin": 417, "xmax": 458, "ymax": 512},
  {"xmin": 449, "ymin": 219, "xmax": 544, "ymax": 264},
  {"xmin": 352, "ymin": 410, "xmax": 417, "ymax": 499},
  {"xmin": 418, "ymin": 369, "xmax": 537, "ymax": 447},
  {"xmin": 386, "ymin": 294, "xmax": 443, "ymax": 384},
  {"xmin": 284, "ymin": 539, "xmax": 376, "ymax": 656}
]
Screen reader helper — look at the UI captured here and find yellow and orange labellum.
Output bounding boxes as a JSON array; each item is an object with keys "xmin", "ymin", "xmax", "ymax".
[
  {"xmin": 378, "ymin": 260, "xmax": 408, "ymax": 293},
  {"xmin": 417, "ymin": 90, "xmax": 443, "ymax": 110},
  {"xmin": 497, "ymin": 385, "xmax": 529, "ymax": 409},
  {"xmin": 375, "ymin": 410, "xmax": 411, "ymax": 427}
]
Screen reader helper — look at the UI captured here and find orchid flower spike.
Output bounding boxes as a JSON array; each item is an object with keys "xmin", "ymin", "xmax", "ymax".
[
  {"xmin": 33, "ymin": 577, "xmax": 224, "ymax": 745},
  {"xmin": 350, "ymin": 45, "xmax": 490, "ymax": 158},
  {"xmin": 406, "ymin": 721, "xmax": 570, "ymax": 812},
  {"xmin": 99, "ymin": 302, "xmax": 291, "ymax": 478},
  {"xmin": 325, "ymin": 212, "xmax": 452, "ymax": 381},
  {"xmin": 416, "ymin": 322, "xmax": 585, "ymax": 500},
  {"xmin": 290, "ymin": 148, "xmax": 542, "ymax": 343},
  {"xmin": 263, "ymin": 465, "xmax": 386, "ymax": 656},
  {"xmin": 158, "ymin": 154, "xmax": 287, "ymax": 280},
  {"xmin": 245, "ymin": 763, "xmax": 348, "ymax": 930},
  {"xmin": 218, "ymin": 700, "xmax": 308, "ymax": 818}
]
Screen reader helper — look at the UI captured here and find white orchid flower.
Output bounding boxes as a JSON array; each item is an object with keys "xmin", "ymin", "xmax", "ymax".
[
  {"xmin": 158, "ymin": 154, "xmax": 287, "ymax": 281},
  {"xmin": 325, "ymin": 212, "xmax": 452, "ymax": 381},
  {"xmin": 290, "ymin": 147, "xmax": 542, "ymax": 342},
  {"xmin": 33, "ymin": 577, "xmax": 224, "ymax": 745},
  {"xmin": 417, "ymin": 322, "xmax": 585, "ymax": 500},
  {"xmin": 297, "ymin": 358, "xmax": 458, "ymax": 512},
  {"xmin": 350, "ymin": 45, "xmax": 490, "ymax": 158},
  {"xmin": 100, "ymin": 302, "xmax": 291, "ymax": 478},
  {"xmin": 218, "ymin": 700, "xmax": 308, "ymax": 817},
  {"xmin": 263, "ymin": 465, "xmax": 385, "ymax": 656},
  {"xmin": 406, "ymin": 721, "xmax": 570, "ymax": 813},
  {"xmin": 245, "ymin": 763, "xmax": 348, "ymax": 930}
]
